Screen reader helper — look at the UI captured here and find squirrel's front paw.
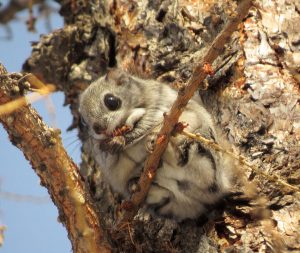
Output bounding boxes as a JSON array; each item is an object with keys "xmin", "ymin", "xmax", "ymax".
[
  {"xmin": 99, "ymin": 135, "xmax": 126, "ymax": 154},
  {"xmin": 146, "ymin": 132, "xmax": 158, "ymax": 153}
]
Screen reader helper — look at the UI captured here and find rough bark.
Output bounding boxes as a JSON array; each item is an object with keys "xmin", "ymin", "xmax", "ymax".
[
  {"xmin": 0, "ymin": 65, "xmax": 111, "ymax": 253},
  {"xmin": 19, "ymin": 0, "xmax": 300, "ymax": 252}
]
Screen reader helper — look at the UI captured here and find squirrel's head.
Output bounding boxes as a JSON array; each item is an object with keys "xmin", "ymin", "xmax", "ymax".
[{"xmin": 79, "ymin": 69, "xmax": 146, "ymax": 140}]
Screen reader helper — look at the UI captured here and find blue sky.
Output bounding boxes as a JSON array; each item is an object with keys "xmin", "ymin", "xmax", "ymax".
[{"xmin": 0, "ymin": 1, "xmax": 80, "ymax": 252}]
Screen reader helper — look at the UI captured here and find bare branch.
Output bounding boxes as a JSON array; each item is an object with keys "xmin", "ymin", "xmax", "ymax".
[
  {"xmin": 0, "ymin": 0, "xmax": 44, "ymax": 25},
  {"xmin": 116, "ymin": 0, "xmax": 253, "ymax": 226},
  {"xmin": 0, "ymin": 63, "xmax": 112, "ymax": 253}
]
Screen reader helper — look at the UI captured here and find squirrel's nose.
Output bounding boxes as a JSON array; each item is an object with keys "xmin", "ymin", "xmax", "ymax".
[{"xmin": 93, "ymin": 123, "xmax": 106, "ymax": 135}]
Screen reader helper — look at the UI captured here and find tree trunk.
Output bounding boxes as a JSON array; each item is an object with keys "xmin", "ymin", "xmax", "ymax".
[{"xmin": 23, "ymin": 0, "xmax": 300, "ymax": 252}]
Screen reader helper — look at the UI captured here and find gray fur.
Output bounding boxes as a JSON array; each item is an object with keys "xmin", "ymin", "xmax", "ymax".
[{"xmin": 79, "ymin": 69, "xmax": 232, "ymax": 221}]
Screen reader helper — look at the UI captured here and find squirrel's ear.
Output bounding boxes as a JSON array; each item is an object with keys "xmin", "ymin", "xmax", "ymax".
[{"xmin": 105, "ymin": 68, "xmax": 131, "ymax": 86}]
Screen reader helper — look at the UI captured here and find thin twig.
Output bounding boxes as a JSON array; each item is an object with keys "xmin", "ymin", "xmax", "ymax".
[
  {"xmin": 27, "ymin": 0, "xmax": 36, "ymax": 32},
  {"xmin": 0, "ymin": 0, "xmax": 44, "ymax": 25},
  {"xmin": 115, "ymin": 0, "xmax": 253, "ymax": 226},
  {"xmin": 0, "ymin": 191, "xmax": 50, "ymax": 204},
  {"xmin": 0, "ymin": 226, "xmax": 5, "ymax": 247},
  {"xmin": 0, "ymin": 84, "xmax": 55, "ymax": 116},
  {"xmin": 181, "ymin": 130, "xmax": 300, "ymax": 193}
]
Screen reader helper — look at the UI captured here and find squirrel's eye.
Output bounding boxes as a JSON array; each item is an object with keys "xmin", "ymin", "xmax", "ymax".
[{"xmin": 104, "ymin": 94, "xmax": 121, "ymax": 111}]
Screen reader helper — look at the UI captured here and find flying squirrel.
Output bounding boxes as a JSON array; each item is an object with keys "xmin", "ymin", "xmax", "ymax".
[{"xmin": 79, "ymin": 68, "xmax": 232, "ymax": 221}]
